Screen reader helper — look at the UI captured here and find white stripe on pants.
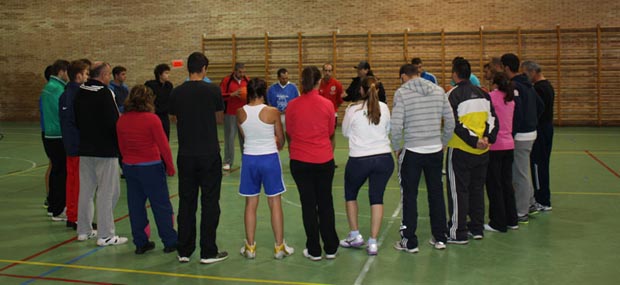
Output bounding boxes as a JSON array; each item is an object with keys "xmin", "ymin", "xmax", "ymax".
[
  {"xmin": 77, "ymin": 156, "xmax": 120, "ymax": 239},
  {"xmin": 512, "ymin": 140, "xmax": 535, "ymax": 217}
]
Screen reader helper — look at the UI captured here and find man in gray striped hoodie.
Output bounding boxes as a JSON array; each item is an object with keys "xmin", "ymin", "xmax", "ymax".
[{"xmin": 391, "ymin": 64, "xmax": 455, "ymax": 253}]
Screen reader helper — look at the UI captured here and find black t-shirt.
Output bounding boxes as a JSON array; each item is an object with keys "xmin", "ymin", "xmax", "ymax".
[
  {"xmin": 145, "ymin": 80, "xmax": 173, "ymax": 116},
  {"xmin": 169, "ymin": 80, "xmax": 224, "ymax": 156},
  {"xmin": 534, "ymin": 80, "xmax": 555, "ymax": 125}
]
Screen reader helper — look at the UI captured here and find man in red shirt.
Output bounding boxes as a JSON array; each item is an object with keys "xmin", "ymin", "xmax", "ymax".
[
  {"xmin": 318, "ymin": 63, "xmax": 344, "ymax": 154},
  {"xmin": 219, "ymin": 63, "xmax": 249, "ymax": 171}
]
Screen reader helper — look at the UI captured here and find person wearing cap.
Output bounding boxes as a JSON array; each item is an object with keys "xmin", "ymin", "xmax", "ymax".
[{"xmin": 344, "ymin": 61, "xmax": 386, "ymax": 103}]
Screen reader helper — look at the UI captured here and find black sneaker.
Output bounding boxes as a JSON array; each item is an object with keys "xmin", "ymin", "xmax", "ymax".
[
  {"xmin": 518, "ymin": 215, "xmax": 529, "ymax": 224},
  {"xmin": 446, "ymin": 237, "xmax": 469, "ymax": 245},
  {"xmin": 66, "ymin": 221, "xmax": 77, "ymax": 230},
  {"xmin": 528, "ymin": 205, "xmax": 539, "ymax": 215},
  {"xmin": 200, "ymin": 252, "xmax": 229, "ymax": 264},
  {"xmin": 163, "ymin": 245, "xmax": 177, "ymax": 253},
  {"xmin": 135, "ymin": 241, "xmax": 155, "ymax": 254},
  {"xmin": 43, "ymin": 199, "xmax": 49, "ymax": 209}
]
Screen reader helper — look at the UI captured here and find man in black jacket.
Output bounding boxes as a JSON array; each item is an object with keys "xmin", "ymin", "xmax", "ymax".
[
  {"xmin": 344, "ymin": 61, "xmax": 386, "ymax": 103},
  {"xmin": 74, "ymin": 62, "xmax": 128, "ymax": 246},
  {"xmin": 145, "ymin": 64, "xmax": 173, "ymax": 140},
  {"xmin": 501, "ymin": 54, "xmax": 544, "ymax": 224}
]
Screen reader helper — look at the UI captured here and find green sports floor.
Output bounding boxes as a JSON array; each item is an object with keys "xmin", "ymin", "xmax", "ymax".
[{"xmin": 0, "ymin": 122, "xmax": 618, "ymax": 285}]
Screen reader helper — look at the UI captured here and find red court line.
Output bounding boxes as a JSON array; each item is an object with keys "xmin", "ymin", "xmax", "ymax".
[
  {"xmin": 585, "ymin": 150, "xmax": 620, "ymax": 179},
  {"xmin": 0, "ymin": 273, "xmax": 119, "ymax": 285},
  {"xmin": 0, "ymin": 193, "xmax": 180, "ymax": 273}
]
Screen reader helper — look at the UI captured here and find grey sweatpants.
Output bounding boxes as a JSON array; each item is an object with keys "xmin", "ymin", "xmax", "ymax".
[
  {"xmin": 513, "ymin": 140, "xmax": 535, "ymax": 217},
  {"xmin": 223, "ymin": 114, "xmax": 244, "ymax": 166},
  {"xmin": 77, "ymin": 156, "xmax": 121, "ymax": 239}
]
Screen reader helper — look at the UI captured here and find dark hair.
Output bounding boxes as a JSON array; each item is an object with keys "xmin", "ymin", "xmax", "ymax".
[
  {"xmin": 360, "ymin": 76, "xmax": 381, "ymax": 125},
  {"xmin": 301, "ymin": 66, "xmax": 321, "ymax": 94},
  {"xmin": 44, "ymin": 65, "xmax": 52, "ymax": 81},
  {"xmin": 154, "ymin": 64, "xmax": 170, "ymax": 81},
  {"xmin": 79, "ymin": 58, "xmax": 92, "ymax": 66},
  {"xmin": 452, "ymin": 56, "xmax": 465, "ymax": 65},
  {"xmin": 51, "ymin": 59, "xmax": 69, "ymax": 76},
  {"xmin": 483, "ymin": 63, "xmax": 490, "ymax": 69},
  {"xmin": 68, "ymin": 60, "xmax": 89, "ymax": 82},
  {"xmin": 492, "ymin": 72, "xmax": 515, "ymax": 103},
  {"xmin": 399, "ymin": 64, "xmax": 419, "ymax": 77},
  {"xmin": 411, "ymin": 57, "xmax": 423, "ymax": 65},
  {"xmin": 124, "ymin": 85, "xmax": 155, "ymax": 113},
  {"xmin": 247, "ymin": 78, "xmax": 267, "ymax": 102},
  {"xmin": 277, "ymin": 68, "xmax": 288, "ymax": 77},
  {"xmin": 234, "ymin": 62, "xmax": 245, "ymax": 71},
  {"xmin": 500, "ymin": 53, "xmax": 520, "ymax": 73},
  {"xmin": 112, "ymin": 66, "xmax": 126, "ymax": 76},
  {"xmin": 90, "ymin": 62, "xmax": 110, "ymax": 78},
  {"xmin": 187, "ymin": 52, "xmax": 209, "ymax": 74},
  {"xmin": 452, "ymin": 58, "xmax": 471, "ymax": 80}
]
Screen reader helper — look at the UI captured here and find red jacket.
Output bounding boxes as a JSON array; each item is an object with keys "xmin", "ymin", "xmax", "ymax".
[{"xmin": 219, "ymin": 74, "xmax": 249, "ymax": 115}]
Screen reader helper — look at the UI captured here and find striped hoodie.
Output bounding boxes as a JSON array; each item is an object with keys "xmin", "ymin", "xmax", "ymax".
[
  {"xmin": 391, "ymin": 77, "xmax": 455, "ymax": 152},
  {"xmin": 446, "ymin": 80, "xmax": 499, "ymax": 155}
]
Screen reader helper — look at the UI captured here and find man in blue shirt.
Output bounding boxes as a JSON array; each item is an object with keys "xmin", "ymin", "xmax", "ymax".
[
  {"xmin": 411, "ymin": 57, "xmax": 438, "ymax": 85},
  {"xmin": 266, "ymin": 68, "xmax": 299, "ymax": 126},
  {"xmin": 109, "ymin": 66, "xmax": 129, "ymax": 113}
]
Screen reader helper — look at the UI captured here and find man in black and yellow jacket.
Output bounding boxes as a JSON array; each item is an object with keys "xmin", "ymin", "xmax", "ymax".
[{"xmin": 445, "ymin": 58, "xmax": 499, "ymax": 244}]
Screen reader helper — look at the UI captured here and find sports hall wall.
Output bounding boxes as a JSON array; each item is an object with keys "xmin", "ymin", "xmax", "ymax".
[{"xmin": 1, "ymin": 0, "xmax": 619, "ymax": 124}]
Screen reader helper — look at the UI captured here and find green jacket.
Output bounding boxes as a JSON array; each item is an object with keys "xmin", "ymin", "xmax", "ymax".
[{"xmin": 41, "ymin": 75, "xmax": 67, "ymax": 138}]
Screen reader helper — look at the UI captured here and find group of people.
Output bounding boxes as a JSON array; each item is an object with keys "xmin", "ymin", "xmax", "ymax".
[{"xmin": 37, "ymin": 50, "xmax": 554, "ymax": 264}]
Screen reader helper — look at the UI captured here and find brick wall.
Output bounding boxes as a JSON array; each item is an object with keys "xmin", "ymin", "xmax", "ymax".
[{"xmin": 1, "ymin": 0, "xmax": 619, "ymax": 121}]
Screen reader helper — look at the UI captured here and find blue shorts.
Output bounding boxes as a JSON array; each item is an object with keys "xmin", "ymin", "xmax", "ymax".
[{"xmin": 239, "ymin": 153, "xmax": 286, "ymax": 197}]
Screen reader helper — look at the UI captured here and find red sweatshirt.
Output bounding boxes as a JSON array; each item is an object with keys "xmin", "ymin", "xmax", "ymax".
[
  {"xmin": 116, "ymin": 111, "xmax": 175, "ymax": 176},
  {"xmin": 219, "ymin": 75, "xmax": 249, "ymax": 115}
]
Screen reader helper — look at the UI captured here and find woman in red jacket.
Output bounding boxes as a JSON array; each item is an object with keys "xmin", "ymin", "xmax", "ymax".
[{"xmin": 117, "ymin": 85, "xmax": 177, "ymax": 254}]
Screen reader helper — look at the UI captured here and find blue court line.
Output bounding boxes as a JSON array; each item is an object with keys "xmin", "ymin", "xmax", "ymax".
[{"xmin": 21, "ymin": 247, "xmax": 104, "ymax": 285}]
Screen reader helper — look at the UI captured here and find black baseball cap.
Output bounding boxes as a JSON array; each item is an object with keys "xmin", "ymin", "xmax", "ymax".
[{"xmin": 354, "ymin": 60, "xmax": 371, "ymax": 70}]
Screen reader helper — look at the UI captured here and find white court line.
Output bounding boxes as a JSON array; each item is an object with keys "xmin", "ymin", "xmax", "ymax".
[
  {"xmin": 0, "ymin": 157, "xmax": 38, "ymax": 178},
  {"xmin": 354, "ymin": 203, "xmax": 402, "ymax": 285}
]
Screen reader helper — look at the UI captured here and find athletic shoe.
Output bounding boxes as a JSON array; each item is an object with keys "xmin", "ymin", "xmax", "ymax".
[
  {"xmin": 468, "ymin": 232, "xmax": 484, "ymax": 240},
  {"xmin": 77, "ymin": 230, "xmax": 97, "ymax": 241},
  {"xmin": 96, "ymin": 236, "xmax": 128, "ymax": 246},
  {"xmin": 177, "ymin": 256, "xmax": 190, "ymax": 263},
  {"xmin": 325, "ymin": 250, "xmax": 337, "ymax": 260},
  {"xmin": 51, "ymin": 213, "xmax": 67, "ymax": 222},
  {"xmin": 339, "ymin": 233, "xmax": 364, "ymax": 248},
  {"xmin": 429, "ymin": 238, "xmax": 446, "ymax": 250},
  {"xmin": 163, "ymin": 246, "xmax": 177, "ymax": 253},
  {"xmin": 47, "ymin": 211, "xmax": 53, "ymax": 217},
  {"xmin": 446, "ymin": 237, "xmax": 469, "ymax": 245},
  {"xmin": 393, "ymin": 240, "xmax": 419, "ymax": 253},
  {"xmin": 367, "ymin": 243, "xmax": 378, "ymax": 255},
  {"xmin": 528, "ymin": 205, "xmax": 539, "ymax": 215},
  {"xmin": 66, "ymin": 221, "xmax": 77, "ymax": 230},
  {"xmin": 507, "ymin": 224, "xmax": 520, "ymax": 230},
  {"xmin": 43, "ymin": 199, "xmax": 48, "ymax": 209},
  {"xmin": 535, "ymin": 202, "xmax": 553, "ymax": 212},
  {"xmin": 484, "ymin": 224, "xmax": 500, "ymax": 232},
  {"xmin": 240, "ymin": 240, "xmax": 256, "ymax": 259},
  {"xmin": 135, "ymin": 241, "xmax": 155, "ymax": 254},
  {"xmin": 274, "ymin": 240, "xmax": 294, "ymax": 259},
  {"xmin": 222, "ymin": 164, "xmax": 231, "ymax": 171},
  {"xmin": 200, "ymin": 252, "xmax": 229, "ymax": 264},
  {"xmin": 302, "ymin": 249, "xmax": 322, "ymax": 261},
  {"xmin": 518, "ymin": 215, "xmax": 529, "ymax": 224}
]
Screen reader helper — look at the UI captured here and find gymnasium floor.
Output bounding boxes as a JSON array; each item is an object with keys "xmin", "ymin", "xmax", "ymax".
[{"xmin": 0, "ymin": 122, "xmax": 618, "ymax": 285}]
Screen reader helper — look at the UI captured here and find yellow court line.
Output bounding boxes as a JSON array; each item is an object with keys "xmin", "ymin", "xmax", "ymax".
[
  {"xmin": 0, "ymin": 259, "xmax": 331, "ymax": 285},
  {"xmin": 0, "ymin": 164, "xmax": 47, "ymax": 179}
]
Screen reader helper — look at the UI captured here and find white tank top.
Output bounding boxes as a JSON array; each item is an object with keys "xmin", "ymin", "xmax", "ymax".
[{"xmin": 241, "ymin": 104, "xmax": 278, "ymax": 155}]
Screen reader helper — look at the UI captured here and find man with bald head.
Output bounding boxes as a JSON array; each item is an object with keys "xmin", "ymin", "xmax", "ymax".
[{"xmin": 74, "ymin": 61, "xmax": 128, "ymax": 246}]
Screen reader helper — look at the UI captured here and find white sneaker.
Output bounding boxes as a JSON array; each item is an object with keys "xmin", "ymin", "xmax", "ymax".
[
  {"xmin": 96, "ymin": 235, "xmax": 128, "ymax": 246},
  {"xmin": 325, "ymin": 250, "xmax": 337, "ymax": 260},
  {"xmin": 302, "ymin": 248, "xmax": 322, "ymax": 261},
  {"xmin": 535, "ymin": 202, "xmax": 553, "ymax": 212},
  {"xmin": 339, "ymin": 233, "xmax": 364, "ymax": 248},
  {"xmin": 393, "ymin": 240, "xmax": 419, "ymax": 253},
  {"xmin": 240, "ymin": 240, "xmax": 256, "ymax": 259},
  {"xmin": 77, "ymin": 230, "xmax": 97, "ymax": 241},
  {"xmin": 484, "ymin": 224, "xmax": 500, "ymax": 232},
  {"xmin": 367, "ymin": 243, "xmax": 378, "ymax": 255},
  {"xmin": 222, "ymin": 164, "xmax": 231, "ymax": 171},
  {"xmin": 429, "ymin": 238, "xmax": 446, "ymax": 250},
  {"xmin": 274, "ymin": 240, "xmax": 294, "ymax": 259},
  {"xmin": 177, "ymin": 256, "xmax": 190, "ymax": 263}
]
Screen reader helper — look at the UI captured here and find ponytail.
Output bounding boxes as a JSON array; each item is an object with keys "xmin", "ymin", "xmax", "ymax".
[
  {"xmin": 361, "ymin": 76, "xmax": 381, "ymax": 125},
  {"xmin": 492, "ymin": 72, "xmax": 515, "ymax": 103}
]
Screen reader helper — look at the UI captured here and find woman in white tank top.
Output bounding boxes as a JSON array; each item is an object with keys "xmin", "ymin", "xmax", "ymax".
[{"xmin": 236, "ymin": 78, "xmax": 294, "ymax": 259}]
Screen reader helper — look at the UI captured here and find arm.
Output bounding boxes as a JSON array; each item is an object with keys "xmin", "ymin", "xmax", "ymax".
[
  {"xmin": 484, "ymin": 93, "xmax": 499, "ymax": 144},
  {"xmin": 390, "ymin": 90, "xmax": 404, "ymax": 153},
  {"xmin": 236, "ymin": 108, "xmax": 245, "ymax": 141},
  {"xmin": 214, "ymin": 87, "xmax": 225, "ymax": 124},
  {"xmin": 341, "ymin": 105, "xmax": 354, "ymax": 138},
  {"xmin": 441, "ymin": 93, "xmax": 455, "ymax": 146},
  {"xmin": 448, "ymin": 90, "xmax": 480, "ymax": 149},
  {"xmin": 378, "ymin": 82, "xmax": 387, "ymax": 103},
  {"xmin": 272, "ymin": 108, "xmax": 285, "ymax": 150},
  {"xmin": 151, "ymin": 115, "xmax": 175, "ymax": 176}
]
